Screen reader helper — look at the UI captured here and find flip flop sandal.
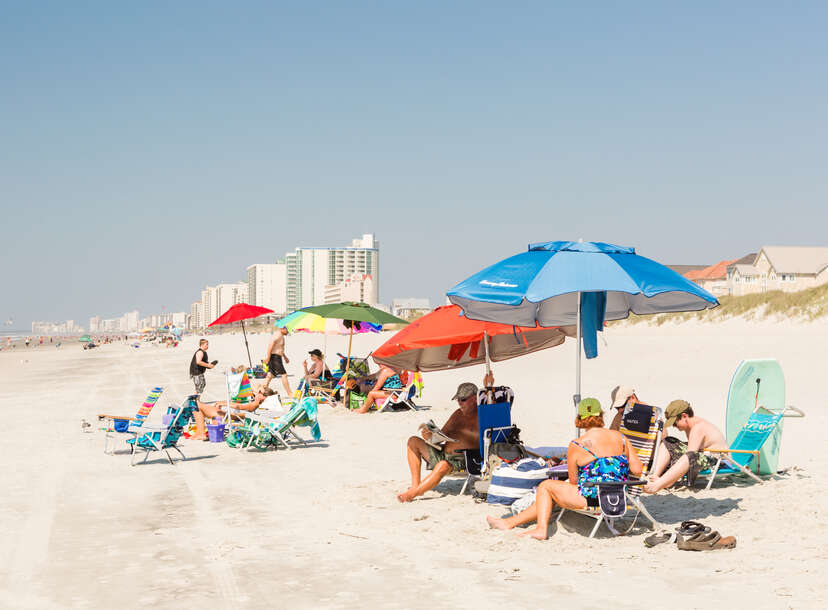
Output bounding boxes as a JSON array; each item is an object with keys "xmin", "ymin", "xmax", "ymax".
[
  {"xmin": 676, "ymin": 520, "xmax": 711, "ymax": 536},
  {"xmin": 677, "ymin": 531, "xmax": 721, "ymax": 551},
  {"xmin": 713, "ymin": 535, "xmax": 737, "ymax": 549},
  {"xmin": 644, "ymin": 532, "xmax": 678, "ymax": 547}
]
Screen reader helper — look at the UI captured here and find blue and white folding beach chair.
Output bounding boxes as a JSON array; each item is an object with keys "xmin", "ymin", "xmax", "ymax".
[
  {"xmin": 699, "ymin": 405, "xmax": 804, "ymax": 490},
  {"xmin": 457, "ymin": 394, "xmax": 514, "ymax": 495},
  {"xmin": 126, "ymin": 395, "xmax": 197, "ymax": 466},
  {"xmin": 235, "ymin": 397, "xmax": 322, "ymax": 451}
]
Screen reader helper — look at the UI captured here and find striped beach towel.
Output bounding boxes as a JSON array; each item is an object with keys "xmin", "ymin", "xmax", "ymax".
[{"xmin": 487, "ymin": 457, "xmax": 551, "ymax": 506}]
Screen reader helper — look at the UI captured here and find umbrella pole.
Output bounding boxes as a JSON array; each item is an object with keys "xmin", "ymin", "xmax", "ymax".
[
  {"xmin": 574, "ymin": 291, "xmax": 582, "ymax": 436},
  {"xmin": 483, "ymin": 330, "xmax": 493, "ymax": 403},
  {"xmin": 343, "ymin": 325, "xmax": 354, "ymax": 406},
  {"xmin": 241, "ymin": 320, "xmax": 252, "ymax": 369}
]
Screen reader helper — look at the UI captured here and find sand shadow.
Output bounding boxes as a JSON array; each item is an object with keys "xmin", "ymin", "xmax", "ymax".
[
  {"xmin": 643, "ymin": 494, "xmax": 742, "ymax": 524},
  {"xmin": 130, "ymin": 453, "xmax": 220, "ymax": 466}
]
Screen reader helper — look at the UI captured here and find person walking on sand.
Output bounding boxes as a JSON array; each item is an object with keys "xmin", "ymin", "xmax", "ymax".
[
  {"xmin": 265, "ymin": 327, "xmax": 291, "ymax": 396},
  {"xmin": 189, "ymin": 338, "xmax": 217, "ymax": 396}
]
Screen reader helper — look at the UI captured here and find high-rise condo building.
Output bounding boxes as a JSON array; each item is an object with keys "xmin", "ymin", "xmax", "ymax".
[
  {"xmin": 247, "ymin": 262, "xmax": 288, "ymax": 314},
  {"xmin": 285, "ymin": 233, "xmax": 379, "ymax": 311}
]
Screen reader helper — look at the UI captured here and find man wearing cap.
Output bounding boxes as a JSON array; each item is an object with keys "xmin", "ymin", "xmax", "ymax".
[
  {"xmin": 397, "ymin": 377, "xmax": 490, "ymax": 502},
  {"xmin": 608, "ymin": 385, "xmax": 641, "ymax": 430},
  {"xmin": 643, "ymin": 399, "xmax": 728, "ymax": 493}
]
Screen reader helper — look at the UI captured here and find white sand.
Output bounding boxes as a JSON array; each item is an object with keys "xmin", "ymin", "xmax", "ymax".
[{"xmin": 1, "ymin": 320, "xmax": 826, "ymax": 609}]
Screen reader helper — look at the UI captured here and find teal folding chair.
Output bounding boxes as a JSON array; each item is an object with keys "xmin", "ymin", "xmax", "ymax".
[
  {"xmin": 126, "ymin": 396, "xmax": 197, "ymax": 465},
  {"xmin": 699, "ymin": 405, "xmax": 804, "ymax": 489}
]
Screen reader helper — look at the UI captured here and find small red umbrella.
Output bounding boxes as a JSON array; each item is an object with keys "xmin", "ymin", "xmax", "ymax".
[
  {"xmin": 372, "ymin": 305, "xmax": 574, "ymax": 373},
  {"xmin": 208, "ymin": 303, "xmax": 274, "ymax": 368}
]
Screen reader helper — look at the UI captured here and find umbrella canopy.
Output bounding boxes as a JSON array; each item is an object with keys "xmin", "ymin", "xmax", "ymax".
[
  {"xmin": 298, "ymin": 302, "xmax": 407, "ymax": 325},
  {"xmin": 372, "ymin": 305, "xmax": 572, "ymax": 372},
  {"xmin": 448, "ymin": 241, "xmax": 718, "ymax": 327},
  {"xmin": 297, "ymin": 302, "xmax": 408, "ymax": 385},
  {"xmin": 208, "ymin": 303, "xmax": 275, "ymax": 327},
  {"xmin": 208, "ymin": 303, "xmax": 275, "ymax": 368},
  {"xmin": 275, "ymin": 310, "xmax": 381, "ymax": 334},
  {"xmin": 78, "ymin": 334, "xmax": 91, "ymax": 342},
  {"xmin": 447, "ymin": 240, "xmax": 719, "ymax": 417}
]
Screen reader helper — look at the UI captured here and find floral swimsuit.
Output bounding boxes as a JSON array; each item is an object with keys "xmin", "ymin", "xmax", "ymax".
[{"xmin": 570, "ymin": 438, "xmax": 630, "ymax": 499}]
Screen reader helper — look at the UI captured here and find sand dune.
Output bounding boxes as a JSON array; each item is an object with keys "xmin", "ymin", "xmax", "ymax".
[{"xmin": 1, "ymin": 320, "xmax": 826, "ymax": 608}]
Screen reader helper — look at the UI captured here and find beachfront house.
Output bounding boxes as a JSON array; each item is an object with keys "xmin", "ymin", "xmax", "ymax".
[
  {"xmin": 683, "ymin": 259, "xmax": 736, "ymax": 297},
  {"xmin": 727, "ymin": 246, "xmax": 828, "ymax": 296}
]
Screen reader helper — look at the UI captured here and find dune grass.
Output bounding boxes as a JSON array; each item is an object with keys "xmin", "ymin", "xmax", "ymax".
[{"xmin": 622, "ymin": 282, "xmax": 828, "ymax": 325}]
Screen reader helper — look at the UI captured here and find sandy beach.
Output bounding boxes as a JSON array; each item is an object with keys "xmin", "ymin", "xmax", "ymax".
[{"xmin": 1, "ymin": 320, "xmax": 826, "ymax": 609}]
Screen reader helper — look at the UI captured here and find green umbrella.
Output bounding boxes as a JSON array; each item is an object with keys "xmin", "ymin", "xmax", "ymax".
[
  {"xmin": 78, "ymin": 334, "xmax": 91, "ymax": 342},
  {"xmin": 297, "ymin": 302, "xmax": 408, "ymax": 387}
]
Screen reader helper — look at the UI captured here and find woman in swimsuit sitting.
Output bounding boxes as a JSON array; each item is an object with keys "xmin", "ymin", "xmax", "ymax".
[{"xmin": 486, "ymin": 397, "xmax": 643, "ymax": 540}]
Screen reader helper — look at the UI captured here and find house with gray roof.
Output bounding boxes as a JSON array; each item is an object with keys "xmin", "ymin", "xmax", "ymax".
[{"xmin": 727, "ymin": 246, "xmax": 828, "ymax": 296}]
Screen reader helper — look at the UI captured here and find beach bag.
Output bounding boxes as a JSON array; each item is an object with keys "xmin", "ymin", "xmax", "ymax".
[
  {"xmin": 595, "ymin": 483, "xmax": 628, "ymax": 518},
  {"xmin": 348, "ymin": 391, "xmax": 367, "ymax": 410},
  {"xmin": 487, "ymin": 457, "xmax": 550, "ymax": 506}
]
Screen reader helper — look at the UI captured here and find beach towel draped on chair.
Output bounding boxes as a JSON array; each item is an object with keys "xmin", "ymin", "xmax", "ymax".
[{"xmin": 98, "ymin": 386, "xmax": 164, "ymax": 454}]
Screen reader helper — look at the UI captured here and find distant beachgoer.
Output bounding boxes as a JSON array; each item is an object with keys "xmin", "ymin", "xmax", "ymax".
[
  {"xmin": 486, "ymin": 398, "xmax": 644, "ymax": 540},
  {"xmin": 189, "ymin": 338, "xmax": 217, "ymax": 396},
  {"xmin": 355, "ymin": 366, "xmax": 409, "ymax": 414},
  {"xmin": 300, "ymin": 349, "xmax": 331, "ymax": 389},
  {"xmin": 643, "ymin": 400, "xmax": 727, "ymax": 492},
  {"xmin": 265, "ymin": 327, "xmax": 291, "ymax": 396},
  {"xmin": 25, "ymin": 337, "xmax": 30, "ymax": 347}
]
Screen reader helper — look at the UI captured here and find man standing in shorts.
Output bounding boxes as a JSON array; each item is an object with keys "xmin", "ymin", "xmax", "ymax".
[
  {"xmin": 265, "ymin": 327, "xmax": 291, "ymax": 396},
  {"xmin": 644, "ymin": 399, "xmax": 728, "ymax": 492},
  {"xmin": 189, "ymin": 338, "xmax": 217, "ymax": 396}
]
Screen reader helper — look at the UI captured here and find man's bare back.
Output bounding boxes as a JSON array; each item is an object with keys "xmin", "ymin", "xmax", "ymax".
[{"xmin": 684, "ymin": 416, "xmax": 727, "ymax": 451}]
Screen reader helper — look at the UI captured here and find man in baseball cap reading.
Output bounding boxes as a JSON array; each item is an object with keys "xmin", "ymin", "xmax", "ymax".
[
  {"xmin": 643, "ymin": 399, "xmax": 728, "ymax": 493},
  {"xmin": 397, "ymin": 373, "xmax": 498, "ymax": 502}
]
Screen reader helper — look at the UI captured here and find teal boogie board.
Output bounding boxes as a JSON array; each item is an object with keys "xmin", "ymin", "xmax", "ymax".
[{"xmin": 725, "ymin": 359, "xmax": 785, "ymax": 475}]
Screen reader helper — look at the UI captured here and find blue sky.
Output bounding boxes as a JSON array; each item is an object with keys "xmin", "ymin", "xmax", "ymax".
[{"xmin": 2, "ymin": 2, "xmax": 826, "ymax": 327}]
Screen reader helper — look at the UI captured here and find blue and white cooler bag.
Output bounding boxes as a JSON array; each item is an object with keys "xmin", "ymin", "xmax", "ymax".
[{"xmin": 487, "ymin": 457, "xmax": 550, "ymax": 506}]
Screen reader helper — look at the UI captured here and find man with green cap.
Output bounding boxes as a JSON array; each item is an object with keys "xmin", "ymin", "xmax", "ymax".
[{"xmin": 643, "ymin": 399, "xmax": 728, "ymax": 493}]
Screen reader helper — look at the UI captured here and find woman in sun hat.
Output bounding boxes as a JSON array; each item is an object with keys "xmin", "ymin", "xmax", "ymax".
[{"xmin": 486, "ymin": 397, "xmax": 644, "ymax": 540}]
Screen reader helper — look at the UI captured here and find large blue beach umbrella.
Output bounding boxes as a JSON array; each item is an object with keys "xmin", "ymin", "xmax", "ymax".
[{"xmin": 447, "ymin": 241, "xmax": 719, "ymax": 410}]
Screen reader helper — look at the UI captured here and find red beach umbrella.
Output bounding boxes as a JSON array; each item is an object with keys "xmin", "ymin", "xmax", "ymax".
[
  {"xmin": 208, "ymin": 303, "xmax": 274, "ymax": 368},
  {"xmin": 372, "ymin": 305, "xmax": 573, "ymax": 373}
]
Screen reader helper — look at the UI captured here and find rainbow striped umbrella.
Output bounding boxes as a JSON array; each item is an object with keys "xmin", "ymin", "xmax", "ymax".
[{"xmin": 275, "ymin": 311, "xmax": 381, "ymax": 335}]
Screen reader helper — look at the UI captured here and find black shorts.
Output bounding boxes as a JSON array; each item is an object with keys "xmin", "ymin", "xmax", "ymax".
[{"xmin": 268, "ymin": 354, "xmax": 287, "ymax": 376}]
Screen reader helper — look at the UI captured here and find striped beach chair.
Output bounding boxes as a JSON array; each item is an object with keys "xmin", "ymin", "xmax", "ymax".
[
  {"xmin": 97, "ymin": 386, "xmax": 164, "ymax": 454},
  {"xmin": 556, "ymin": 402, "xmax": 664, "ymax": 537}
]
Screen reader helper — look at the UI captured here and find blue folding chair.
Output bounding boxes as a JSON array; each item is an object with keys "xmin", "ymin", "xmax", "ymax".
[
  {"xmin": 126, "ymin": 395, "xmax": 198, "ymax": 466},
  {"xmin": 458, "ymin": 398, "xmax": 514, "ymax": 494}
]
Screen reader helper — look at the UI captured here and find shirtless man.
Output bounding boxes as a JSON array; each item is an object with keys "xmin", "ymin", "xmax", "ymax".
[
  {"xmin": 396, "ymin": 379, "xmax": 486, "ymax": 502},
  {"xmin": 643, "ymin": 399, "xmax": 728, "ymax": 492},
  {"xmin": 265, "ymin": 327, "xmax": 291, "ymax": 396}
]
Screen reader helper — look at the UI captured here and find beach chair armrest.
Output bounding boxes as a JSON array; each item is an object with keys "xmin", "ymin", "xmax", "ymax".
[
  {"xmin": 97, "ymin": 414, "xmax": 138, "ymax": 421},
  {"xmin": 581, "ymin": 478, "xmax": 647, "ymax": 488},
  {"xmin": 701, "ymin": 449, "xmax": 759, "ymax": 455}
]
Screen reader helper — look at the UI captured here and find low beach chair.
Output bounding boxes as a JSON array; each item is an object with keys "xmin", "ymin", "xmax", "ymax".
[
  {"xmin": 97, "ymin": 386, "xmax": 164, "ymax": 454},
  {"xmin": 223, "ymin": 370, "xmax": 257, "ymax": 424},
  {"xmin": 555, "ymin": 402, "xmax": 664, "ymax": 538},
  {"xmin": 697, "ymin": 405, "xmax": 804, "ymax": 490},
  {"xmin": 238, "ymin": 397, "xmax": 322, "ymax": 451},
  {"xmin": 126, "ymin": 396, "xmax": 197, "ymax": 466}
]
